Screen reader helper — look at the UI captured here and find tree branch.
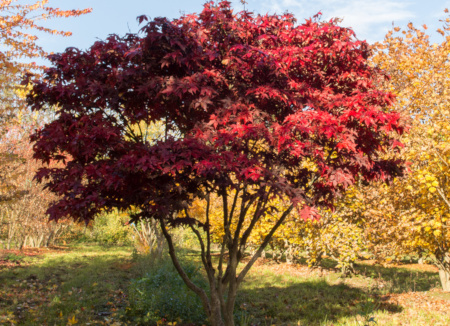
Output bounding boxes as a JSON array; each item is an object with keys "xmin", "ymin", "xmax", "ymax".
[
  {"xmin": 237, "ymin": 205, "xmax": 293, "ymax": 285},
  {"xmin": 159, "ymin": 219, "xmax": 211, "ymax": 316},
  {"xmin": 239, "ymin": 190, "xmax": 270, "ymax": 254}
]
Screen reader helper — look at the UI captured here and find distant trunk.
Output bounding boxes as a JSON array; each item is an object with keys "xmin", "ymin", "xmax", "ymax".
[
  {"xmin": 435, "ymin": 252, "xmax": 450, "ymax": 292},
  {"xmin": 341, "ymin": 262, "xmax": 355, "ymax": 278},
  {"xmin": 439, "ymin": 268, "xmax": 450, "ymax": 292}
]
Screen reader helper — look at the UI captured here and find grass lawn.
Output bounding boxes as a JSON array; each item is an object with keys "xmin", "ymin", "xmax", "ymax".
[
  {"xmin": 1, "ymin": 244, "xmax": 449, "ymax": 325},
  {"xmin": 238, "ymin": 258, "xmax": 450, "ymax": 325},
  {"xmin": 0, "ymin": 244, "xmax": 138, "ymax": 325}
]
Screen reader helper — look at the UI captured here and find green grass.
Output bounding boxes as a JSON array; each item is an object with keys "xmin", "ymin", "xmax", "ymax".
[
  {"xmin": 0, "ymin": 244, "xmax": 138, "ymax": 325},
  {"xmin": 3, "ymin": 252, "xmax": 26, "ymax": 262},
  {"xmin": 237, "ymin": 265, "xmax": 382, "ymax": 325},
  {"xmin": 235, "ymin": 260, "xmax": 448, "ymax": 326},
  {"xmin": 352, "ymin": 262, "xmax": 440, "ymax": 294},
  {"xmin": 0, "ymin": 244, "xmax": 448, "ymax": 326},
  {"xmin": 126, "ymin": 256, "xmax": 208, "ymax": 324}
]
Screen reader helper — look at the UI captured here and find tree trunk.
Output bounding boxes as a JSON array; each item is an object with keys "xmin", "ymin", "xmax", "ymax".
[
  {"xmin": 209, "ymin": 289, "xmax": 226, "ymax": 326},
  {"xmin": 434, "ymin": 252, "xmax": 450, "ymax": 291},
  {"xmin": 285, "ymin": 242, "xmax": 295, "ymax": 264},
  {"xmin": 341, "ymin": 262, "xmax": 355, "ymax": 278},
  {"xmin": 439, "ymin": 268, "xmax": 450, "ymax": 292},
  {"xmin": 223, "ymin": 279, "xmax": 237, "ymax": 326},
  {"xmin": 19, "ymin": 236, "xmax": 27, "ymax": 250}
]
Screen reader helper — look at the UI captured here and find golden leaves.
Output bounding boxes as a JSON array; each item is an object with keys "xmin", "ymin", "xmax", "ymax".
[{"xmin": 364, "ymin": 9, "xmax": 450, "ymax": 265}]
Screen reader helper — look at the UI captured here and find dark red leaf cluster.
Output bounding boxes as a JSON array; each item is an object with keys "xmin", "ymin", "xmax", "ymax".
[{"xmin": 25, "ymin": 1, "xmax": 405, "ymax": 223}]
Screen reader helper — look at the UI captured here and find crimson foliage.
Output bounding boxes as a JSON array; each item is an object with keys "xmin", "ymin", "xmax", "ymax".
[{"xmin": 27, "ymin": 2, "xmax": 403, "ymax": 233}]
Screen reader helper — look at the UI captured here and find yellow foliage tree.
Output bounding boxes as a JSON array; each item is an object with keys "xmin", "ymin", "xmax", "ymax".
[
  {"xmin": 194, "ymin": 187, "xmax": 368, "ymax": 277},
  {"xmin": 369, "ymin": 11, "xmax": 450, "ymax": 291},
  {"xmin": 270, "ymin": 186, "xmax": 368, "ymax": 276},
  {"xmin": 0, "ymin": 1, "xmax": 91, "ymax": 248}
]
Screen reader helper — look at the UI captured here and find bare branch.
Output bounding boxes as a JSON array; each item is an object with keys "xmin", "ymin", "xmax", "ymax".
[
  {"xmin": 159, "ymin": 219, "xmax": 211, "ymax": 315},
  {"xmin": 437, "ymin": 187, "xmax": 450, "ymax": 210}
]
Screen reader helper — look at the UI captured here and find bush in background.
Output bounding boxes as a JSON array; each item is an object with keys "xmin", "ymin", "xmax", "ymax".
[{"xmin": 90, "ymin": 210, "xmax": 133, "ymax": 245}]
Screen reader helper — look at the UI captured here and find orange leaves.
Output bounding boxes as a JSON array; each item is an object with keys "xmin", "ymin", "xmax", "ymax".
[
  {"xmin": 0, "ymin": 0, "xmax": 91, "ymax": 121},
  {"xmin": 0, "ymin": 0, "xmax": 92, "ymax": 60},
  {"xmin": 46, "ymin": 7, "xmax": 92, "ymax": 19}
]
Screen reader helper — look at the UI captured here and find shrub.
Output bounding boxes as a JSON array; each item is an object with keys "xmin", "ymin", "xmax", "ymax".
[{"xmin": 91, "ymin": 211, "xmax": 133, "ymax": 245}]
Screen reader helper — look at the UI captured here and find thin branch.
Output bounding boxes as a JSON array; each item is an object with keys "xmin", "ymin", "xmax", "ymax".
[
  {"xmin": 437, "ymin": 187, "xmax": 450, "ymax": 210},
  {"xmin": 239, "ymin": 190, "xmax": 270, "ymax": 254},
  {"xmin": 237, "ymin": 205, "xmax": 293, "ymax": 285},
  {"xmin": 159, "ymin": 219, "xmax": 211, "ymax": 315},
  {"xmin": 184, "ymin": 209, "xmax": 210, "ymax": 273},
  {"xmin": 433, "ymin": 147, "xmax": 450, "ymax": 168},
  {"xmin": 189, "ymin": 223, "xmax": 208, "ymax": 267},
  {"xmin": 228, "ymin": 184, "xmax": 241, "ymax": 227},
  {"xmin": 217, "ymin": 186, "xmax": 230, "ymax": 284},
  {"xmin": 206, "ymin": 193, "xmax": 211, "ymax": 261},
  {"xmin": 232, "ymin": 192, "xmax": 256, "ymax": 250},
  {"xmin": 221, "ymin": 185, "xmax": 229, "ymax": 235}
]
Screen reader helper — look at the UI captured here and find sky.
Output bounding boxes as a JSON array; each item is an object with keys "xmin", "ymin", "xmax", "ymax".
[{"xmin": 29, "ymin": 0, "xmax": 450, "ymax": 65}]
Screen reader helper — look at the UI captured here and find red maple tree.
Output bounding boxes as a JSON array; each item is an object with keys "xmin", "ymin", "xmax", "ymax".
[{"xmin": 26, "ymin": 2, "xmax": 405, "ymax": 324}]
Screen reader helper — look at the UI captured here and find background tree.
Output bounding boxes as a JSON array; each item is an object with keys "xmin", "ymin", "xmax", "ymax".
[
  {"xmin": 0, "ymin": 118, "xmax": 75, "ymax": 249},
  {"xmin": 0, "ymin": 0, "xmax": 91, "ymax": 208},
  {"xmin": 0, "ymin": 1, "xmax": 90, "ymax": 251},
  {"xmin": 365, "ymin": 11, "xmax": 450, "ymax": 291},
  {"xmin": 26, "ymin": 2, "xmax": 405, "ymax": 324},
  {"xmin": 0, "ymin": 0, "xmax": 91, "ymax": 122}
]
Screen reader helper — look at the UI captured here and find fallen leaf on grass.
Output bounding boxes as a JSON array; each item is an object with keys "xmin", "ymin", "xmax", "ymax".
[{"xmin": 68, "ymin": 315, "xmax": 78, "ymax": 325}]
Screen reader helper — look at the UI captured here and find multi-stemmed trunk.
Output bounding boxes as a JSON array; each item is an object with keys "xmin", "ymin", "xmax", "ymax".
[
  {"xmin": 161, "ymin": 220, "xmax": 246, "ymax": 326},
  {"xmin": 158, "ymin": 189, "xmax": 294, "ymax": 326}
]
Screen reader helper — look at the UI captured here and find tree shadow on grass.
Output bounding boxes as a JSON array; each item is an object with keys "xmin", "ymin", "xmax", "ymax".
[
  {"xmin": 237, "ymin": 278, "xmax": 402, "ymax": 325},
  {"xmin": 279, "ymin": 255, "xmax": 440, "ymax": 294},
  {"xmin": 353, "ymin": 262, "xmax": 440, "ymax": 293}
]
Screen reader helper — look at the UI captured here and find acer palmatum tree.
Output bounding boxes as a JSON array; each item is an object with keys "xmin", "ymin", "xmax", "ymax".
[{"xmin": 26, "ymin": 2, "xmax": 406, "ymax": 324}]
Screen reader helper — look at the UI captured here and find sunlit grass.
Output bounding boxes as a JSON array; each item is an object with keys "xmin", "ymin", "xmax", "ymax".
[
  {"xmin": 0, "ymin": 244, "xmax": 448, "ymax": 325},
  {"xmin": 0, "ymin": 244, "xmax": 136, "ymax": 325}
]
